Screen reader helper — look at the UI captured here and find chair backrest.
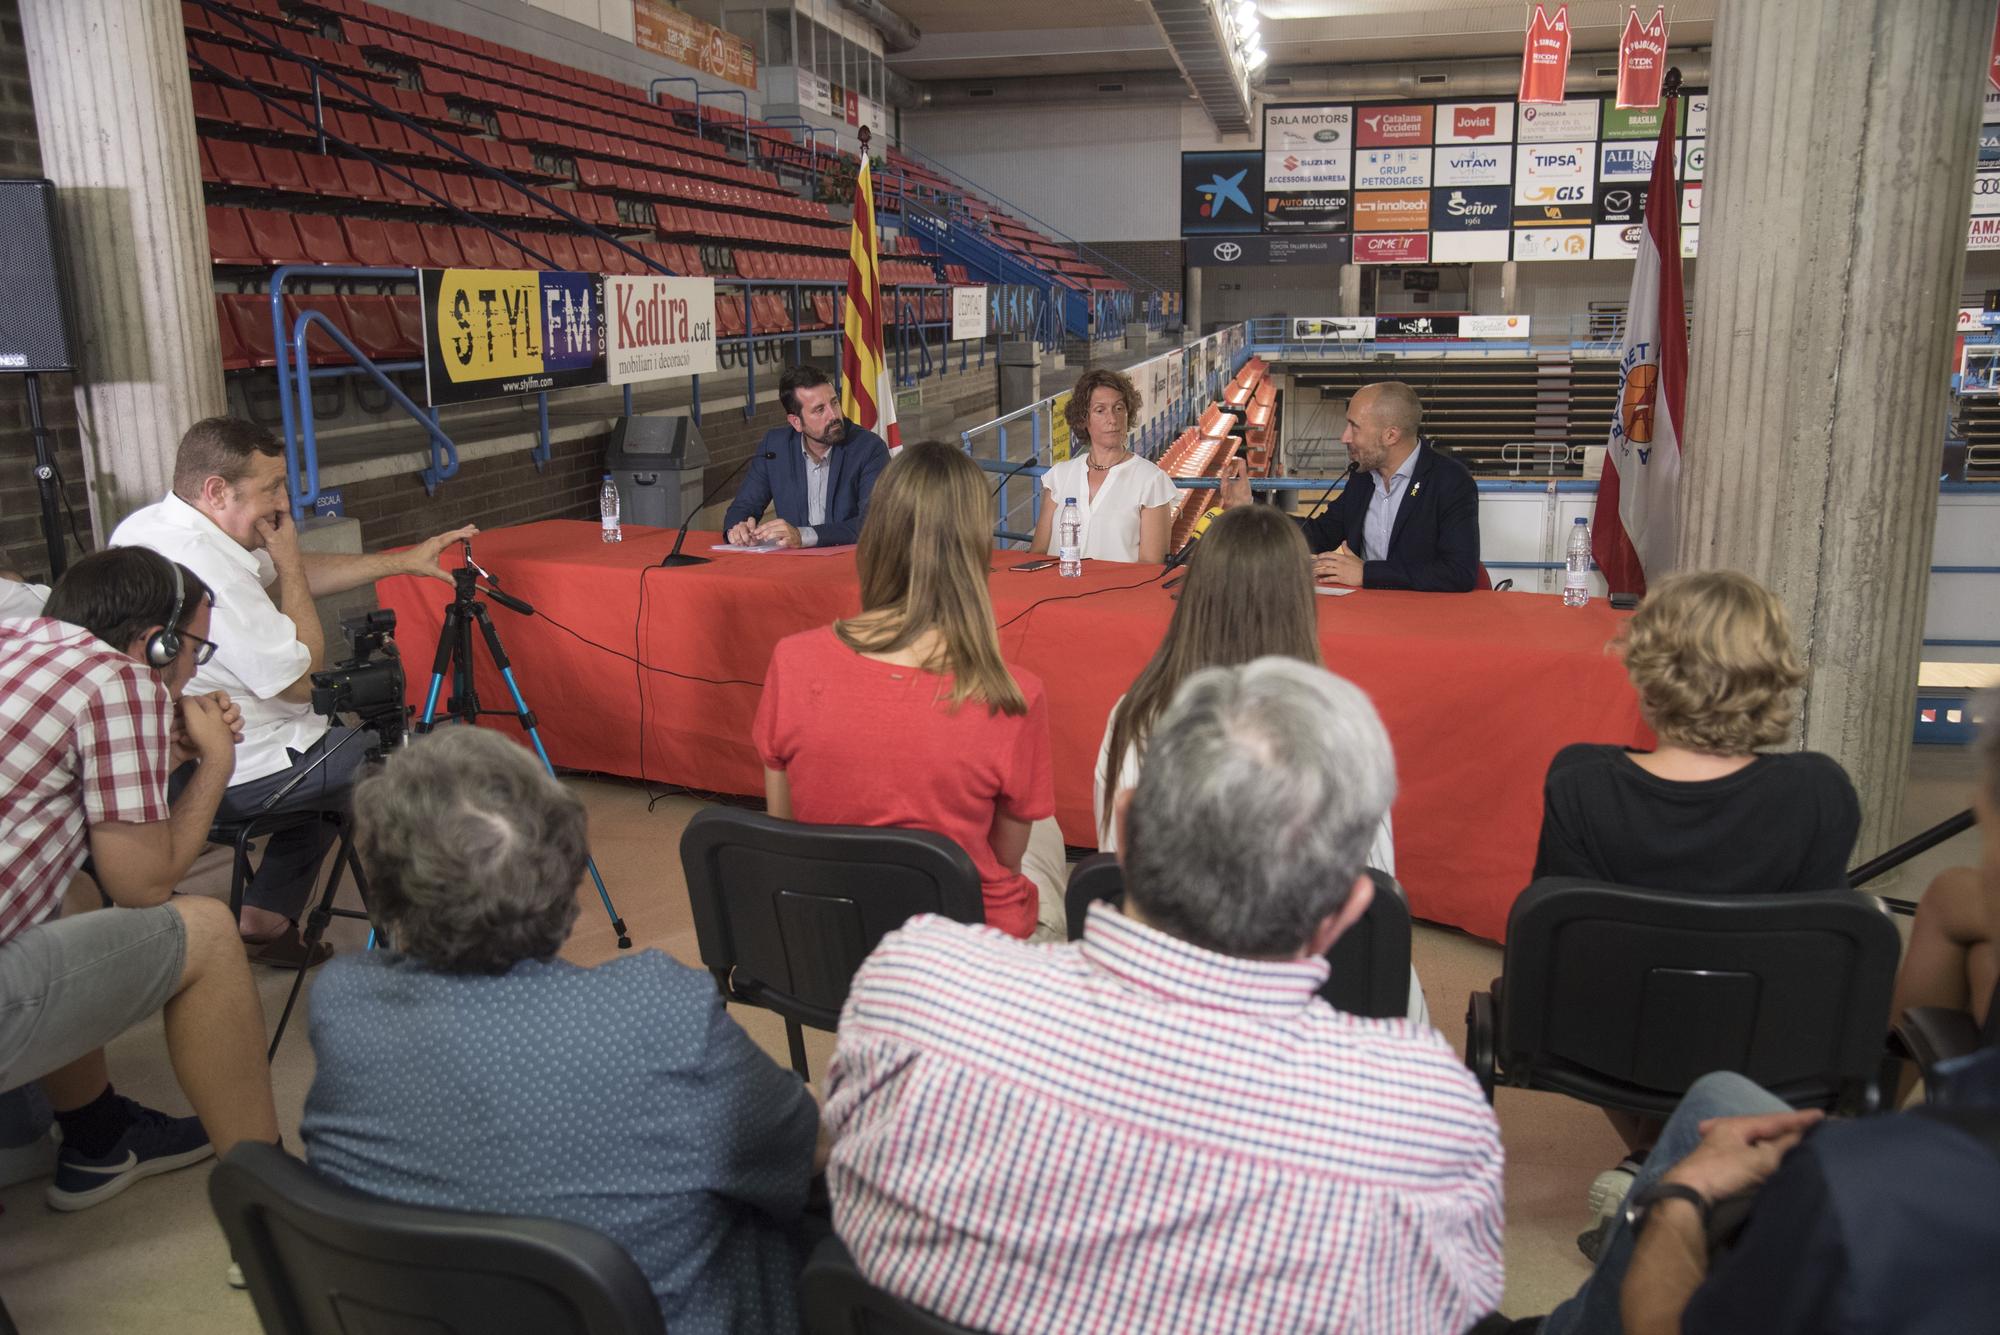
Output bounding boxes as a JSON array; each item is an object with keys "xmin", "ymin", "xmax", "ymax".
[
  {"xmin": 1497, "ymin": 878, "xmax": 1902, "ymax": 1108},
  {"xmin": 680, "ymin": 806, "xmax": 986, "ymax": 1031},
  {"xmin": 799, "ymin": 1237, "xmax": 985, "ymax": 1335},
  {"xmin": 1062, "ymin": 853, "xmax": 1413, "ymax": 1019},
  {"xmin": 208, "ymin": 1142, "xmax": 664, "ymax": 1335}
]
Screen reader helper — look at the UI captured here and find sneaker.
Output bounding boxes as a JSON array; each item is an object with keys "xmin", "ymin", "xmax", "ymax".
[
  {"xmin": 1586, "ymin": 1156, "xmax": 1641, "ymax": 1227},
  {"xmin": 226, "ymin": 1261, "xmax": 246, "ymax": 1290},
  {"xmin": 45, "ymin": 1100, "xmax": 213, "ymax": 1211}
]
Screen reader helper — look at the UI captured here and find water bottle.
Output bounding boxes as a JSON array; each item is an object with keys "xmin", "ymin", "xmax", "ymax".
[
  {"xmin": 600, "ymin": 473, "xmax": 622, "ymax": 543},
  {"xmin": 1058, "ymin": 498, "xmax": 1083, "ymax": 578},
  {"xmin": 1564, "ymin": 517, "xmax": 1591, "ymax": 607}
]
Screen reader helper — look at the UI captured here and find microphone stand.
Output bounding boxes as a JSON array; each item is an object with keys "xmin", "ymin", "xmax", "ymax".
[
  {"xmin": 658, "ymin": 449, "xmax": 778, "ymax": 568},
  {"xmin": 988, "ymin": 453, "xmax": 1040, "ymax": 498}
]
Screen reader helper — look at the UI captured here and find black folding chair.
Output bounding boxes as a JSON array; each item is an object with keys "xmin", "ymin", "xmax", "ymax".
[
  {"xmin": 680, "ymin": 807, "xmax": 985, "ymax": 1078},
  {"xmin": 1062, "ymin": 854, "xmax": 1414, "ymax": 1019},
  {"xmin": 208, "ymin": 1142, "xmax": 663, "ymax": 1335},
  {"xmin": 1466, "ymin": 877, "xmax": 1902, "ymax": 1116},
  {"xmin": 800, "ymin": 1236, "xmax": 985, "ymax": 1335},
  {"xmin": 1893, "ymin": 979, "xmax": 2000, "ymax": 1089}
]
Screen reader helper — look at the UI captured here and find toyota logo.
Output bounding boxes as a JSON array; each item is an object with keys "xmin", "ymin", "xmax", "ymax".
[{"xmin": 1214, "ymin": 242, "xmax": 1243, "ymax": 262}]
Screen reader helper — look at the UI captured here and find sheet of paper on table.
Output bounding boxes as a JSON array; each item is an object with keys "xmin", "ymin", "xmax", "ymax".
[
  {"xmin": 711, "ymin": 542, "xmax": 785, "ymax": 553},
  {"xmin": 1315, "ymin": 585, "xmax": 1358, "ymax": 597}
]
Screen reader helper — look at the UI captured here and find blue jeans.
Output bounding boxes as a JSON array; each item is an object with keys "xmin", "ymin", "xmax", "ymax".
[{"xmin": 1539, "ymin": 1072, "xmax": 1789, "ymax": 1335}]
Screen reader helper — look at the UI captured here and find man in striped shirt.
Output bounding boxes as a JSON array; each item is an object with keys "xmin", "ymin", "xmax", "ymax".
[{"xmin": 826, "ymin": 659, "xmax": 1504, "ymax": 1334}]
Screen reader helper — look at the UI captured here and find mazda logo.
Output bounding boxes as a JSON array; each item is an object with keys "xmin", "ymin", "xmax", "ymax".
[
  {"xmin": 1605, "ymin": 190, "xmax": 1633, "ymax": 212},
  {"xmin": 1214, "ymin": 242, "xmax": 1243, "ymax": 262}
]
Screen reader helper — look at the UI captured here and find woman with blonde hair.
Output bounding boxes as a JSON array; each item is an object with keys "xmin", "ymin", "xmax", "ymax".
[
  {"xmin": 753, "ymin": 441, "xmax": 1064, "ymax": 939},
  {"xmin": 1534, "ymin": 568, "xmax": 1859, "ymax": 896},
  {"xmin": 1030, "ymin": 367, "xmax": 1177, "ymax": 564}
]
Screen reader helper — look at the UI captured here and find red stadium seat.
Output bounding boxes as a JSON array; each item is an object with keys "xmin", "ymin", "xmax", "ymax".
[
  {"xmin": 254, "ymin": 146, "xmax": 307, "ymax": 194},
  {"xmin": 206, "ymin": 206, "xmax": 261, "ymax": 267},
  {"xmin": 340, "ymin": 217, "xmax": 397, "ymax": 268},
  {"xmin": 335, "ymin": 157, "xmax": 387, "ymax": 201},
  {"xmin": 293, "ymin": 213, "xmax": 354, "ymax": 265},
  {"xmin": 206, "ymin": 138, "xmax": 264, "ymax": 189},
  {"xmin": 413, "ymin": 224, "xmax": 462, "ymax": 268},
  {"xmin": 218, "ymin": 294, "xmax": 278, "ymax": 368},
  {"xmin": 242, "ymin": 209, "xmax": 313, "ymax": 265},
  {"xmin": 339, "ymin": 295, "xmax": 420, "ymax": 361},
  {"xmin": 283, "ymin": 294, "xmax": 350, "ymax": 365},
  {"xmin": 453, "ymin": 226, "xmax": 495, "ymax": 268},
  {"xmin": 470, "ymin": 175, "xmax": 507, "ymax": 215},
  {"xmin": 214, "ymin": 295, "xmax": 254, "ymax": 371},
  {"xmin": 441, "ymin": 171, "xmax": 481, "ymax": 215},
  {"xmin": 389, "ymin": 296, "xmax": 426, "ymax": 353}
]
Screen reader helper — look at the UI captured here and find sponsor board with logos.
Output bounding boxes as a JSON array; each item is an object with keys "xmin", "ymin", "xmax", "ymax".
[
  {"xmin": 604, "ymin": 275, "xmax": 714, "ymax": 385},
  {"xmin": 1461, "ymin": 315, "xmax": 1531, "ymax": 338},
  {"xmin": 1513, "ymin": 226, "xmax": 1592, "ymax": 261},
  {"xmin": 1264, "ymin": 105, "xmax": 1353, "ymax": 152},
  {"xmin": 1598, "ymin": 141, "xmax": 1681, "ymax": 182},
  {"xmin": 1353, "ymin": 233, "xmax": 1430, "ymax": 264},
  {"xmin": 1180, "ymin": 150, "xmax": 1265, "ymax": 235},
  {"xmin": 1684, "ymin": 94, "xmax": 1708, "ymax": 137},
  {"xmin": 1264, "ymin": 191, "xmax": 1352, "ymax": 232},
  {"xmin": 1517, "ymin": 97, "xmax": 1599, "ymax": 142},
  {"xmin": 1353, "ymin": 190, "xmax": 1429, "ymax": 232},
  {"xmin": 1973, "ymin": 216, "xmax": 2000, "ymax": 249},
  {"xmin": 1436, "ymin": 102, "xmax": 1514, "ymax": 144},
  {"xmin": 1681, "ymin": 225, "xmax": 1699, "ymax": 257},
  {"xmin": 1683, "ymin": 141, "xmax": 1705, "ymax": 180},
  {"xmin": 1985, "ymin": 129, "xmax": 2000, "ymax": 163},
  {"xmin": 1264, "ymin": 148, "xmax": 1353, "ymax": 194},
  {"xmin": 1430, "ymin": 185, "xmax": 1512, "ymax": 231},
  {"xmin": 1431, "ymin": 230, "xmax": 1512, "ymax": 262},
  {"xmin": 1189, "ymin": 234, "xmax": 1352, "ymax": 265},
  {"xmin": 1592, "ymin": 222, "xmax": 1647, "ymax": 260},
  {"xmin": 1514, "ymin": 142, "xmax": 1594, "ymax": 206},
  {"xmin": 1513, "ymin": 200, "xmax": 1594, "ymax": 227},
  {"xmin": 950, "ymin": 286, "xmax": 988, "ymax": 342},
  {"xmin": 1595, "ymin": 184, "xmax": 1647, "ymax": 225},
  {"xmin": 1681, "ymin": 183, "xmax": 1701, "ymax": 225},
  {"xmin": 1434, "ymin": 145, "xmax": 1511, "ymax": 187},
  {"xmin": 1354, "ymin": 147, "xmax": 1434, "ymax": 190},
  {"xmin": 1601, "ymin": 100, "xmax": 1685, "ymax": 140},
  {"xmin": 422, "ymin": 268, "xmax": 605, "ymax": 405},
  {"xmin": 1974, "ymin": 167, "xmax": 2000, "ymax": 217},
  {"xmin": 1292, "ymin": 316, "xmax": 1378, "ymax": 339},
  {"xmin": 1355, "ymin": 104, "xmax": 1435, "ymax": 146}
]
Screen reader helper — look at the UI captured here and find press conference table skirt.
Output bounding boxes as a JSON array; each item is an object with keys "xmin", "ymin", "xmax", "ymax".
[{"xmin": 376, "ymin": 520, "xmax": 1648, "ymax": 943}]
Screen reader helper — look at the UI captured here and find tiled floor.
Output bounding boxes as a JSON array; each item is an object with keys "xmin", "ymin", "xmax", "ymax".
[{"xmin": 0, "ymin": 745, "xmax": 1978, "ymax": 1332}]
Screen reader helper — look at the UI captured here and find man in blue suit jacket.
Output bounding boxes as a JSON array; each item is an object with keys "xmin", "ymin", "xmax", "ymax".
[
  {"xmin": 723, "ymin": 364, "xmax": 890, "ymax": 548},
  {"xmin": 1221, "ymin": 381, "xmax": 1480, "ymax": 592}
]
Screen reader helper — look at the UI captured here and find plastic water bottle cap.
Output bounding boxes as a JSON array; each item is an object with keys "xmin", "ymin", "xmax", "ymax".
[
  {"xmin": 1574, "ymin": 517, "xmax": 1586, "ymax": 524},
  {"xmin": 1066, "ymin": 498, "xmax": 1078, "ymax": 505}
]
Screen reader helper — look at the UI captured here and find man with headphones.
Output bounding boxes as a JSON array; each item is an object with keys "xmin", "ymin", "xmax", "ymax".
[
  {"xmin": 113, "ymin": 417, "xmax": 474, "ymax": 965},
  {"xmin": 0, "ymin": 547, "xmax": 280, "ymax": 1210}
]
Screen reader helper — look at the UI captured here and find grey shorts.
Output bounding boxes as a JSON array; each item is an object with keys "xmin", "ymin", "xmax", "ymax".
[{"xmin": 0, "ymin": 904, "xmax": 187, "ymax": 1091}]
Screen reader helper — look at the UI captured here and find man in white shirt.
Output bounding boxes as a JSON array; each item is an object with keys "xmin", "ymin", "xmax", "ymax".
[
  {"xmin": 0, "ymin": 550, "xmax": 51, "ymax": 619},
  {"xmin": 111, "ymin": 418, "xmax": 472, "ymax": 963}
]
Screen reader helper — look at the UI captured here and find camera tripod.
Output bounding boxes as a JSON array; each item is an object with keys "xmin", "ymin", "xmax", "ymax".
[{"xmin": 417, "ymin": 549, "xmax": 631, "ymax": 949}]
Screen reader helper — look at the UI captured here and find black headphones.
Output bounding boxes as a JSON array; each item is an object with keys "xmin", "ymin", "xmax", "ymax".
[{"xmin": 143, "ymin": 553, "xmax": 186, "ymax": 670}]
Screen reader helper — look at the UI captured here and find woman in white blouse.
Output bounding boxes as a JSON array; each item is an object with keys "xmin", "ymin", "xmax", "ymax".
[{"xmin": 1029, "ymin": 368, "xmax": 1176, "ymax": 564}]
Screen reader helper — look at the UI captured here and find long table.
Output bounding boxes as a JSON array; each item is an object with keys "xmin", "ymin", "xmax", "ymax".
[{"xmin": 377, "ymin": 520, "xmax": 1648, "ymax": 941}]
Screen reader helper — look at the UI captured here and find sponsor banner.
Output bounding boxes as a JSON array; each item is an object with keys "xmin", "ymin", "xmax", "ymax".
[
  {"xmin": 1519, "ymin": 3, "xmax": 1572, "ymax": 104},
  {"xmin": 1264, "ymin": 105, "xmax": 1352, "ymax": 152},
  {"xmin": 1513, "ymin": 200, "xmax": 1593, "ymax": 227},
  {"xmin": 1431, "ymin": 185, "xmax": 1512, "ymax": 231},
  {"xmin": 1264, "ymin": 147, "xmax": 1352, "ymax": 193},
  {"xmin": 1435, "ymin": 145, "xmax": 1511, "ymax": 187},
  {"xmin": 1181, "ymin": 150, "xmax": 1264, "ymax": 235},
  {"xmin": 1461, "ymin": 315, "xmax": 1531, "ymax": 338},
  {"xmin": 1991, "ymin": 10, "xmax": 2000, "ymax": 93},
  {"xmin": 1960, "ymin": 307, "xmax": 1987, "ymax": 332},
  {"xmin": 1683, "ymin": 140, "xmax": 1705, "ymax": 180},
  {"xmin": 1514, "ymin": 226, "xmax": 1591, "ymax": 261},
  {"xmin": 1353, "ymin": 190, "xmax": 1429, "ymax": 232},
  {"xmin": 1379, "ymin": 316, "xmax": 1459, "ymax": 339},
  {"xmin": 845, "ymin": 87, "xmax": 860, "ymax": 126},
  {"xmin": 1982, "ymin": 128, "xmax": 2000, "ymax": 163},
  {"xmin": 1594, "ymin": 221, "xmax": 1646, "ymax": 260},
  {"xmin": 799, "ymin": 70, "xmax": 832, "ymax": 117},
  {"xmin": 1517, "ymin": 97, "xmax": 1598, "ymax": 142},
  {"xmin": 950, "ymin": 286, "xmax": 987, "ymax": 341},
  {"xmin": 1354, "ymin": 233, "xmax": 1430, "ymax": 264},
  {"xmin": 1972, "ymin": 216, "xmax": 2000, "ymax": 249},
  {"xmin": 1188, "ymin": 234, "xmax": 1352, "ymax": 265},
  {"xmin": 1354, "ymin": 104, "xmax": 1435, "ymax": 146},
  {"xmin": 1681, "ymin": 225, "xmax": 1698, "ymax": 258},
  {"xmin": 1685, "ymin": 92, "xmax": 1709, "ymax": 137},
  {"xmin": 1263, "ymin": 190, "xmax": 1352, "ymax": 232},
  {"xmin": 422, "ymin": 268, "xmax": 604, "ymax": 405},
  {"xmin": 1514, "ymin": 141, "xmax": 1594, "ymax": 206},
  {"xmin": 1681, "ymin": 182, "xmax": 1701, "ymax": 225},
  {"xmin": 1432, "ymin": 230, "xmax": 1512, "ymax": 262},
  {"xmin": 1602, "ymin": 98, "xmax": 1684, "ymax": 140},
  {"xmin": 1987, "ymin": 88, "xmax": 2000, "ymax": 125},
  {"xmin": 632, "ymin": 0, "xmax": 756, "ymax": 91},
  {"xmin": 1974, "ymin": 167, "xmax": 2000, "ymax": 217},
  {"xmin": 604, "ymin": 275, "xmax": 715, "ymax": 385},
  {"xmin": 1616, "ymin": 7, "xmax": 1668, "ymax": 110},
  {"xmin": 1600, "ymin": 140, "xmax": 1679, "ymax": 182},
  {"xmin": 1436, "ymin": 102, "xmax": 1514, "ymax": 144},
  {"xmin": 1354, "ymin": 147, "xmax": 1433, "ymax": 190},
  {"xmin": 1594, "ymin": 184, "xmax": 1648, "ymax": 225},
  {"xmin": 1292, "ymin": 316, "xmax": 1376, "ymax": 340}
]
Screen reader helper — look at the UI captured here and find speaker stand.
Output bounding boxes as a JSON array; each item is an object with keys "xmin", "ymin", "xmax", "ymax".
[{"xmin": 23, "ymin": 373, "xmax": 67, "ymax": 581}]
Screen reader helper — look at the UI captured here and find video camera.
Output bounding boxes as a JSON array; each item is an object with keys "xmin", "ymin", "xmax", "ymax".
[{"xmin": 310, "ymin": 608, "xmax": 408, "ymax": 749}]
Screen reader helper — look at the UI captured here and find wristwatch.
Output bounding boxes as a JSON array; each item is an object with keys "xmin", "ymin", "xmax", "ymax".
[{"xmin": 1624, "ymin": 1181, "xmax": 1711, "ymax": 1237}]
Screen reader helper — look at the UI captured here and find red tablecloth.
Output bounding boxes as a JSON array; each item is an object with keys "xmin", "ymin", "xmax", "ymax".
[{"xmin": 378, "ymin": 520, "xmax": 1648, "ymax": 941}]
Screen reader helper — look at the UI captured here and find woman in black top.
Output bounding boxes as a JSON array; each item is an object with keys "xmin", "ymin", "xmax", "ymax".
[{"xmin": 1534, "ymin": 569, "xmax": 1860, "ymax": 894}]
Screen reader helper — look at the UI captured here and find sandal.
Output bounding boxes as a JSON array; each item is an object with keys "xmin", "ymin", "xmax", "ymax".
[{"xmin": 242, "ymin": 923, "xmax": 333, "ymax": 971}]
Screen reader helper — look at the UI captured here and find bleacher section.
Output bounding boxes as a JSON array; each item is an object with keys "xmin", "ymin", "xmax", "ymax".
[
  {"xmin": 185, "ymin": 0, "xmax": 987, "ymax": 389},
  {"xmin": 1154, "ymin": 358, "xmax": 1275, "ymax": 550}
]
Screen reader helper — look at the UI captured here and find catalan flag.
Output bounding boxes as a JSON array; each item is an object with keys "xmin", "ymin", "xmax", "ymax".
[{"xmin": 841, "ymin": 156, "xmax": 901, "ymax": 449}]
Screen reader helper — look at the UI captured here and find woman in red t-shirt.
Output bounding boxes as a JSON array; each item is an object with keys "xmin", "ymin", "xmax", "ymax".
[{"xmin": 752, "ymin": 442, "xmax": 1061, "ymax": 939}]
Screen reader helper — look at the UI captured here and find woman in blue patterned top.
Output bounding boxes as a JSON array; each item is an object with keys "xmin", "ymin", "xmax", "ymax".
[{"xmin": 302, "ymin": 727, "xmax": 822, "ymax": 1335}]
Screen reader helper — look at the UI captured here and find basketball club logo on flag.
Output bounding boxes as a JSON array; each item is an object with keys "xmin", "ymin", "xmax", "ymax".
[
  {"xmin": 841, "ymin": 156, "xmax": 902, "ymax": 451},
  {"xmin": 1519, "ymin": 4, "xmax": 1572, "ymax": 104}
]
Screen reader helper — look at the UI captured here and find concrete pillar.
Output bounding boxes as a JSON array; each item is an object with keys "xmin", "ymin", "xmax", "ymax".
[
  {"xmin": 1338, "ymin": 263, "xmax": 1362, "ymax": 317},
  {"xmin": 1498, "ymin": 261, "xmax": 1520, "ymax": 314},
  {"xmin": 1678, "ymin": 0, "xmax": 1989, "ymax": 861},
  {"xmin": 20, "ymin": 0, "xmax": 225, "ymax": 536},
  {"xmin": 1186, "ymin": 266, "xmax": 1204, "ymax": 336}
]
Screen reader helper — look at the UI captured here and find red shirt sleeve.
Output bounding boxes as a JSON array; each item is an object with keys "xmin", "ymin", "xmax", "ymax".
[
  {"xmin": 999, "ymin": 677, "xmax": 1055, "ymax": 823},
  {"xmin": 76, "ymin": 665, "xmax": 175, "ymax": 825},
  {"xmin": 751, "ymin": 637, "xmax": 790, "ymax": 771}
]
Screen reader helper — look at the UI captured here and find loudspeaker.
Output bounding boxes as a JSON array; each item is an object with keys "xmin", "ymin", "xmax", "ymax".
[{"xmin": 0, "ymin": 179, "xmax": 73, "ymax": 374}]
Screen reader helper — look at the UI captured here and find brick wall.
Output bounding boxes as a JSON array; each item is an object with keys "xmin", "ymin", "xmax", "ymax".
[
  {"xmin": 1085, "ymin": 241, "xmax": 1185, "ymax": 303},
  {"xmin": 0, "ymin": 0, "xmax": 91, "ymax": 582}
]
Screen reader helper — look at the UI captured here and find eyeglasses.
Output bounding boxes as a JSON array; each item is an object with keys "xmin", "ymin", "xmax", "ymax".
[{"xmin": 179, "ymin": 630, "xmax": 219, "ymax": 666}]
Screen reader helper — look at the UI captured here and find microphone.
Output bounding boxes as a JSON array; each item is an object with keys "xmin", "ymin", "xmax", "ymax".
[
  {"xmin": 988, "ymin": 454, "xmax": 1040, "ymax": 498},
  {"xmin": 658, "ymin": 450, "xmax": 777, "ymax": 568}
]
